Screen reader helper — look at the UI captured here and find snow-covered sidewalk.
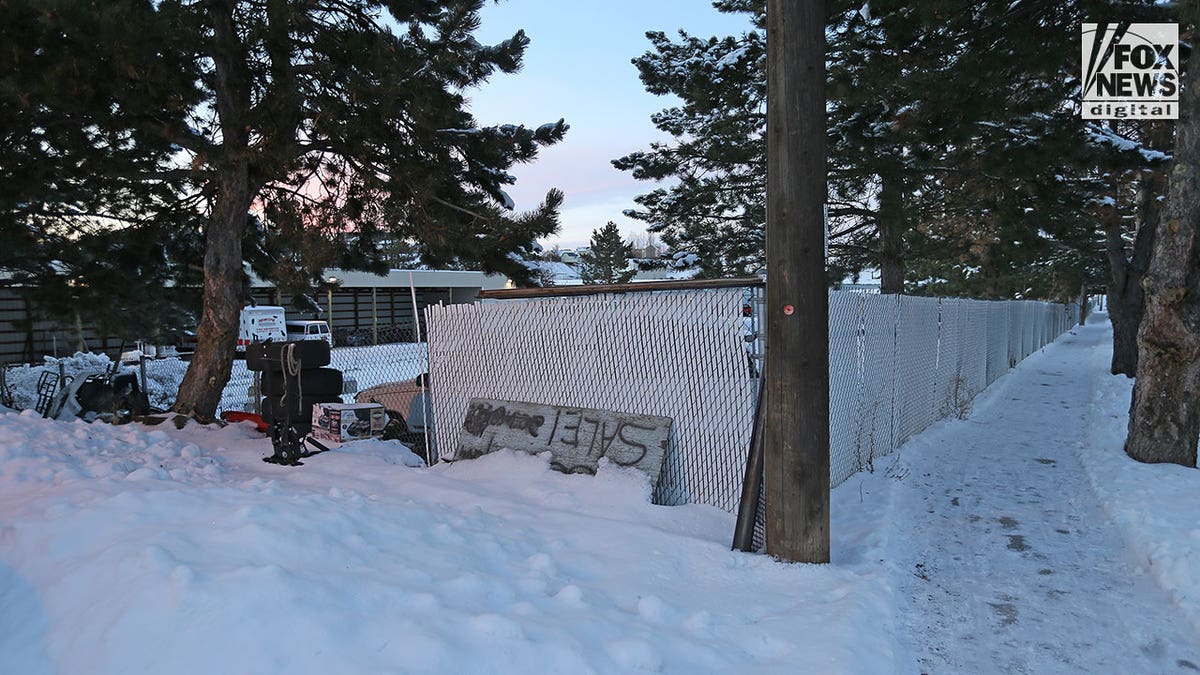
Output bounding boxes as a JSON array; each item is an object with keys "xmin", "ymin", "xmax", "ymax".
[
  {"xmin": 2, "ymin": 314, "xmax": 1198, "ymax": 674},
  {"xmin": 881, "ymin": 315, "xmax": 1200, "ymax": 673}
]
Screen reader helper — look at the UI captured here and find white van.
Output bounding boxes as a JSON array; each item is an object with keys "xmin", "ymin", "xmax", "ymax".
[
  {"xmin": 285, "ymin": 320, "xmax": 334, "ymax": 349},
  {"xmin": 237, "ymin": 305, "xmax": 287, "ymax": 353}
]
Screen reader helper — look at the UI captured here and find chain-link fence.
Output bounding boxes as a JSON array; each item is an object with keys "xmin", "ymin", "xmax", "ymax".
[
  {"xmin": 1, "ymin": 330, "xmax": 430, "ymax": 418},
  {"xmin": 427, "ymin": 282, "xmax": 764, "ymax": 509},
  {"xmin": 0, "ymin": 283, "xmax": 1077, "ymax": 516},
  {"xmin": 424, "ymin": 285, "xmax": 1078, "ymax": 518},
  {"xmin": 829, "ymin": 294, "xmax": 1077, "ymax": 485}
]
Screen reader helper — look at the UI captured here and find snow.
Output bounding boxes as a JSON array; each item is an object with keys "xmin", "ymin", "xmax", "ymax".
[
  {"xmin": 878, "ymin": 315, "xmax": 1200, "ymax": 671},
  {"xmin": 1086, "ymin": 125, "xmax": 1171, "ymax": 163},
  {"xmin": 670, "ymin": 251, "xmax": 700, "ymax": 268},
  {"xmin": 6, "ymin": 343, "xmax": 428, "ymax": 416},
  {"xmin": 1079, "ymin": 340, "xmax": 1200, "ymax": 633},
  {"xmin": 714, "ymin": 45, "xmax": 748, "ymax": 69},
  {"xmin": 0, "ymin": 412, "xmax": 900, "ymax": 673},
  {"xmin": 521, "ymin": 259, "xmax": 582, "ymax": 286},
  {"xmin": 2, "ymin": 314, "xmax": 1199, "ymax": 673}
]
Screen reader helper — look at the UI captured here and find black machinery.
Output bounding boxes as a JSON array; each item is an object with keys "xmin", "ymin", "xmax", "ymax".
[
  {"xmin": 247, "ymin": 340, "xmax": 343, "ymax": 465},
  {"xmin": 33, "ymin": 361, "xmax": 151, "ymax": 422}
]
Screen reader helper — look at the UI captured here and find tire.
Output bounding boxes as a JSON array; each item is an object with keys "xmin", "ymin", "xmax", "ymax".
[
  {"xmin": 260, "ymin": 367, "xmax": 343, "ymax": 398},
  {"xmin": 246, "ymin": 340, "xmax": 331, "ymax": 372},
  {"xmin": 261, "ymin": 393, "xmax": 342, "ymax": 425}
]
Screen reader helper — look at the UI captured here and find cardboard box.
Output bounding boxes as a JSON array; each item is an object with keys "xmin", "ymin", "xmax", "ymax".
[{"xmin": 312, "ymin": 402, "xmax": 387, "ymax": 443}]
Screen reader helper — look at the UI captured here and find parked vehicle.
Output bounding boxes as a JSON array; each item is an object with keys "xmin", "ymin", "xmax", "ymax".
[
  {"xmin": 355, "ymin": 374, "xmax": 434, "ymax": 463},
  {"xmin": 119, "ymin": 340, "xmax": 181, "ymax": 365},
  {"xmin": 237, "ymin": 305, "xmax": 287, "ymax": 353},
  {"xmin": 285, "ymin": 320, "xmax": 334, "ymax": 349}
]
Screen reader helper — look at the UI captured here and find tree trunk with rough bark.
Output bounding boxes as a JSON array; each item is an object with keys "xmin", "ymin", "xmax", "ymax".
[
  {"xmin": 1107, "ymin": 123, "xmax": 1169, "ymax": 376},
  {"xmin": 1079, "ymin": 282, "xmax": 1090, "ymax": 326},
  {"xmin": 878, "ymin": 178, "xmax": 905, "ymax": 294},
  {"xmin": 1106, "ymin": 223, "xmax": 1150, "ymax": 376},
  {"xmin": 172, "ymin": 2, "xmax": 256, "ymax": 420},
  {"xmin": 172, "ymin": 172, "xmax": 252, "ymax": 419},
  {"xmin": 763, "ymin": 0, "xmax": 829, "ymax": 563},
  {"xmin": 1125, "ymin": 48, "xmax": 1200, "ymax": 468}
]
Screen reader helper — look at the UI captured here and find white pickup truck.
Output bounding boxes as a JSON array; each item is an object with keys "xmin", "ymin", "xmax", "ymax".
[{"xmin": 285, "ymin": 319, "xmax": 334, "ymax": 349}]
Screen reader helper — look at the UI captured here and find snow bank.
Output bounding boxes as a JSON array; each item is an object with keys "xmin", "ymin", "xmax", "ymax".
[
  {"xmin": 0, "ymin": 410, "xmax": 905, "ymax": 674},
  {"xmin": 1077, "ymin": 337, "xmax": 1200, "ymax": 633},
  {"xmin": 3, "ymin": 352, "xmax": 133, "ymax": 411},
  {"xmin": 5, "ymin": 340, "xmax": 428, "ymax": 416},
  {"xmin": 0, "ymin": 410, "xmax": 229, "ymax": 488}
]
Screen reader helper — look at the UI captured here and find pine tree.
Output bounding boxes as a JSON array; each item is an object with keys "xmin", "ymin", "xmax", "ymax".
[
  {"xmin": 1, "ymin": 0, "xmax": 568, "ymax": 418},
  {"xmin": 0, "ymin": 0, "xmax": 210, "ymax": 339},
  {"xmin": 612, "ymin": 1, "xmax": 765, "ymax": 278},
  {"xmin": 579, "ymin": 222, "xmax": 635, "ymax": 284},
  {"xmin": 616, "ymin": 0, "xmax": 1118, "ymax": 298}
]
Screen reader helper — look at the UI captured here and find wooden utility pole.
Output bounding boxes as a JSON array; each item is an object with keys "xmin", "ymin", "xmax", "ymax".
[{"xmin": 764, "ymin": 0, "xmax": 830, "ymax": 562}]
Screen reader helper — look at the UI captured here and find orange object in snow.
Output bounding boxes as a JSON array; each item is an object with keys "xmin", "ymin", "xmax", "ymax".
[{"xmin": 220, "ymin": 411, "xmax": 269, "ymax": 433}]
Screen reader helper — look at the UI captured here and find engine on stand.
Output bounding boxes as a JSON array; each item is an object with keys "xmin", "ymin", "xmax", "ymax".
[{"xmin": 246, "ymin": 340, "xmax": 343, "ymax": 465}]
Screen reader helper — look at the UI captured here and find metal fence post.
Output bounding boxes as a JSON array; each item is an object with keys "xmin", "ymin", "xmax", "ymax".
[{"xmin": 253, "ymin": 371, "xmax": 261, "ymax": 415}]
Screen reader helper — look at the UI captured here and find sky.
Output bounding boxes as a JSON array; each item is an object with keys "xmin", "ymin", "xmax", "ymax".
[{"xmin": 467, "ymin": 0, "xmax": 753, "ymax": 249}]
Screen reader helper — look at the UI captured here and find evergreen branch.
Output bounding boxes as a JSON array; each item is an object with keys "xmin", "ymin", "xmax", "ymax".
[
  {"xmin": 428, "ymin": 194, "xmax": 492, "ymax": 222},
  {"xmin": 27, "ymin": 208, "xmax": 154, "ymax": 226},
  {"xmin": 830, "ymin": 220, "xmax": 879, "ymax": 240}
]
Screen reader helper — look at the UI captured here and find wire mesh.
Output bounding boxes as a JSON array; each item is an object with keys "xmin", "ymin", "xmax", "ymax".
[
  {"xmin": 856, "ymin": 293, "xmax": 899, "ymax": 473},
  {"xmin": 426, "ymin": 287, "xmax": 762, "ymax": 510},
  {"xmin": 964, "ymin": 301, "xmax": 990, "ymax": 396},
  {"xmin": 893, "ymin": 295, "xmax": 940, "ymax": 447},
  {"xmin": 827, "ymin": 291, "xmax": 866, "ymax": 484},
  {"xmin": 132, "ymin": 336, "xmax": 428, "ymax": 415},
  {"xmin": 426, "ymin": 289, "xmax": 1077, "ymax": 516},
  {"xmin": 985, "ymin": 302, "xmax": 1010, "ymax": 386},
  {"xmin": 1, "ymin": 285, "xmax": 1080, "ymax": 531}
]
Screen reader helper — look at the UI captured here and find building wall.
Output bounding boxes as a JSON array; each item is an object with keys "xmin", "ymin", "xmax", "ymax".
[
  {"xmin": 1, "ymin": 283, "xmax": 481, "ymax": 364},
  {"xmin": 0, "ymin": 288, "xmax": 139, "ymax": 363}
]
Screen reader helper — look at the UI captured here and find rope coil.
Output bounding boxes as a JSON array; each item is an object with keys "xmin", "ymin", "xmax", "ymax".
[{"xmin": 277, "ymin": 342, "xmax": 303, "ymax": 417}]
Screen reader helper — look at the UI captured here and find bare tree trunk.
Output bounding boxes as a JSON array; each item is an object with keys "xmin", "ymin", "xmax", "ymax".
[
  {"xmin": 1126, "ymin": 51, "xmax": 1200, "ymax": 467},
  {"xmin": 1107, "ymin": 204, "xmax": 1160, "ymax": 375},
  {"xmin": 1106, "ymin": 219, "xmax": 1154, "ymax": 376},
  {"xmin": 172, "ymin": 173, "xmax": 252, "ymax": 419},
  {"xmin": 172, "ymin": 1, "xmax": 254, "ymax": 420},
  {"xmin": 878, "ymin": 177, "xmax": 904, "ymax": 294},
  {"xmin": 1107, "ymin": 123, "xmax": 1168, "ymax": 376}
]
